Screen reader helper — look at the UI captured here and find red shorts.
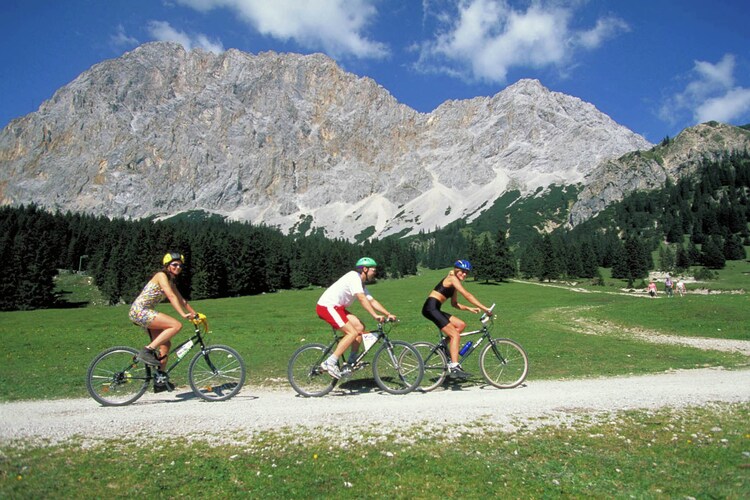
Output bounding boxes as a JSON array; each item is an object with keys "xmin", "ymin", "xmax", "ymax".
[{"xmin": 316, "ymin": 304, "xmax": 351, "ymax": 329}]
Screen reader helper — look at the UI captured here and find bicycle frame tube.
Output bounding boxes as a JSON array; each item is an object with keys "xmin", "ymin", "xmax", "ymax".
[
  {"xmin": 456, "ymin": 326, "xmax": 490, "ymax": 363},
  {"xmin": 162, "ymin": 328, "xmax": 205, "ymax": 375}
]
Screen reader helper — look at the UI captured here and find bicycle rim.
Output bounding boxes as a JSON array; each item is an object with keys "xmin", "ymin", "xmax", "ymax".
[
  {"xmin": 373, "ymin": 341, "xmax": 423, "ymax": 395},
  {"xmin": 479, "ymin": 339, "xmax": 529, "ymax": 389},
  {"xmin": 287, "ymin": 344, "xmax": 337, "ymax": 397},
  {"xmin": 86, "ymin": 346, "xmax": 150, "ymax": 406},
  {"xmin": 188, "ymin": 345, "xmax": 246, "ymax": 401},
  {"xmin": 411, "ymin": 342, "xmax": 448, "ymax": 392}
]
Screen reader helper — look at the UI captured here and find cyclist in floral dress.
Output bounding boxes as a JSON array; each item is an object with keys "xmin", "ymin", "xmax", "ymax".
[{"xmin": 130, "ymin": 252, "xmax": 197, "ymax": 386}]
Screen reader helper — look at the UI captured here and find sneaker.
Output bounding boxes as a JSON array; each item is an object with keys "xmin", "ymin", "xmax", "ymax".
[
  {"xmin": 137, "ymin": 347, "xmax": 161, "ymax": 367},
  {"xmin": 449, "ymin": 364, "xmax": 471, "ymax": 380},
  {"xmin": 320, "ymin": 359, "xmax": 342, "ymax": 380},
  {"xmin": 154, "ymin": 381, "xmax": 176, "ymax": 393}
]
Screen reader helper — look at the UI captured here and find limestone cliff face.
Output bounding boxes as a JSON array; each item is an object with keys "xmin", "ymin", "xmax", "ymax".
[
  {"xmin": 0, "ymin": 42, "xmax": 652, "ymax": 239},
  {"xmin": 569, "ymin": 122, "xmax": 750, "ymax": 226}
]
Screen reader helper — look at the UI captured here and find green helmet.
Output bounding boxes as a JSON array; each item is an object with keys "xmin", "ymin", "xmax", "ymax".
[{"xmin": 356, "ymin": 257, "xmax": 377, "ymax": 268}]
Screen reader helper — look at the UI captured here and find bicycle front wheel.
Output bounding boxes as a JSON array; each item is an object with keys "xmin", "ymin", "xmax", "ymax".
[
  {"xmin": 373, "ymin": 340, "xmax": 423, "ymax": 395},
  {"xmin": 287, "ymin": 343, "xmax": 337, "ymax": 397},
  {"xmin": 86, "ymin": 346, "xmax": 151, "ymax": 406},
  {"xmin": 411, "ymin": 342, "xmax": 448, "ymax": 392},
  {"xmin": 188, "ymin": 345, "xmax": 246, "ymax": 401},
  {"xmin": 479, "ymin": 338, "xmax": 529, "ymax": 389}
]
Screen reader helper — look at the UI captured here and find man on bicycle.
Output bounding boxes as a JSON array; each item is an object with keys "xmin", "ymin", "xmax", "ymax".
[{"xmin": 316, "ymin": 257, "xmax": 396, "ymax": 379}]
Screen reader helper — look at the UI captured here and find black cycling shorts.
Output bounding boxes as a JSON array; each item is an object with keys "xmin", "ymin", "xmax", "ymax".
[{"xmin": 422, "ymin": 297, "xmax": 451, "ymax": 330}]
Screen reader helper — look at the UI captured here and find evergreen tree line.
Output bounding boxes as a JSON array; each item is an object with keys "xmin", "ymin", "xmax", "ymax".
[
  {"xmin": 417, "ymin": 150, "xmax": 750, "ymax": 286},
  {"xmin": 2, "ymin": 151, "xmax": 747, "ymax": 310},
  {"xmin": 0, "ymin": 207, "xmax": 417, "ymax": 311}
]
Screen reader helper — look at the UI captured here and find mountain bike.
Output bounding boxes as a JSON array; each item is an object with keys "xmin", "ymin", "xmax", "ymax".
[
  {"xmin": 412, "ymin": 304, "xmax": 528, "ymax": 391},
  {"xmin": 86, "ymin": 314, "xmax": 246, "ymax": 406},
  {"xmin": 287, "ymin": 319, "xmax": 424, "ymax": 397}
]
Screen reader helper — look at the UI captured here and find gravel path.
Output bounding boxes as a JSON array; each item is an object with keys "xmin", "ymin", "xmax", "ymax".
[{"xmin": 2, "ymin": 367, "xmax": 748, "ymax": 447}]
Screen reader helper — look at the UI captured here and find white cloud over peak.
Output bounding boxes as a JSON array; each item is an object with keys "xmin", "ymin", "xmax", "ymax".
[
  {"xmin": 417, "ymin": 0, "xmax": 628, "ymax": 83},
  {"xmin": 176, "ymin": 0, "xmax": 388, "ymax": 59},
  {"xmin": 147, "ymin": 21, "xmax": 225, "ymax": 53},
  {"xmin": 660, "ymin": 54, "xmax": 750, "ymax": 126},
  {"xmin": 695, "ymin": 87, "xmax": 750, "ymax": 124},
  {"xmin": 110, "ymin": 25, "xmax": 139, "ymax": 50}
]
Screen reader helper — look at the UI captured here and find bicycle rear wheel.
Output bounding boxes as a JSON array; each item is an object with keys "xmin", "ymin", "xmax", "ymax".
[
  {"xmin": 411, "ymin": 342, "xmax": 448, "ymax": 392},
  {"xmin": 287, "ymin": 343, "xmax": 337, "ymax": 397},
  {"xmin": 372, "ymin": 340, "xmax": 423, "ymax": 395},
  {"xmin": 479, "ymin": 338, "xmax": 529, "ymax": 389},
  {"xmin": 188, "ymin": 345, "xmax": 246, "ymax": 401},
  {"xmin": 86, "ymin": 346, "xmax": 151, "ymax": 406}
]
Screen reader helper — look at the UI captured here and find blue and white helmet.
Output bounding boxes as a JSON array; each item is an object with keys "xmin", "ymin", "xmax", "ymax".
[{"xmin": 454, "ymin": 260, "xmax": 473, "ymax": 271}]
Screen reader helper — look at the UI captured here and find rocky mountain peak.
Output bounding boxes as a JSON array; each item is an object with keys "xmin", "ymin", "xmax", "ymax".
[{"xmin": 0, "ymin": 41, "xmax": 652, "ymax": 240}]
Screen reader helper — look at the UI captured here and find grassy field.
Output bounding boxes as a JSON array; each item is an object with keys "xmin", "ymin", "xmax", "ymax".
[
  {"xmin": 1, "ymin": 267, "xmax": 748, "ymax": 401},
  {"xmin": 1, "ymin": 265, "xmax": 749, "ymax": 497}
]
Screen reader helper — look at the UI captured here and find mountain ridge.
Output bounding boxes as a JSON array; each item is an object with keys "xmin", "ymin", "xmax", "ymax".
[{"xmin": 2, "ymin": 41, "xmax": 653, "ymax": 240}]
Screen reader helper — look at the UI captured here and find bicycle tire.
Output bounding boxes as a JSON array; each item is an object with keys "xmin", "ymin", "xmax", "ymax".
[
  {"xmin": 479, "ymin": 338, "xmax": 529, "ymax": 389},
  {"xmin": 410, "ymin": 341, "xmax": 448, "ymax": 392},
  {"xmin": 372, "ymin": 340, "xmax": 423, "ymax": 395},
  {"xmin": 86, "ymin": 346, "xmax": 151, "ymax": 406},
  {"xmin": 188, "ymin": 345, "xmax": 246, "ymax": 401},
  {"xmin": 287, "ymin": 343, "xmax": 337, "ymax": 397}
]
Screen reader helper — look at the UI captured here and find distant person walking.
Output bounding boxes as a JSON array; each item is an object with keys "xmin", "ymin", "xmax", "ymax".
[
  {"xmin": 664, "ymin": 275, "xmax": 674, "ymax": 298},
  {"xmin": 422, "ymin": 260, "xmax": 493, "ymax": 379},
  {"xmin": 676, "ymin": 279, "xmax": 686, "ymax": 297},
  {"xmin": 129, "ymin": 252, "xmax": 198, "ymax": 390},
  {"xmin": 647, "ymin": 280, "xmax": 657, "ymax": 298}
]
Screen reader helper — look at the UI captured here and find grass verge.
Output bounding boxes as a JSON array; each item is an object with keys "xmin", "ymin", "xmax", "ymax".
[{"xmin": 1, "ymin": 403, "xmax": 747, "ymax": 498}]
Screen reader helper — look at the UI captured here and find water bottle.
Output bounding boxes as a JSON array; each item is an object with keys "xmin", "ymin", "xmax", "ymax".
[
  {"xmin": 175, "ymin": 339, "xmax": 193, "ymax": 360},
  {"xmin": 459, "ymin": 341, "xmax": 473, "ymax": 356}
]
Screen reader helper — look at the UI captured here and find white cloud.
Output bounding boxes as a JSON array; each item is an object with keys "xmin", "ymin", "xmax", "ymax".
[
  {"xmin": 695, "ymin": 87, "xmax": 750, "ymax": 124},
  {"xmin": 576, "ymin": 16, "xmax": 630, "ymax": 50},
  {"xmin": 147, "ymin": 20, "xmax": 225, "ymax": 53},
  {"xmin": 660, "ymin": 54, "xmax": 750, "ymax": 126},
  {"xmin": 175, "ymin": 0, "xmax": 388, "ymax": 59},
  {"xmin": 417, "ymin": 0, "xmax": 628, "ymax": 83},
  {"xmin": 110, "ymin": 25, "xmax": 139, "ymax": 50}
]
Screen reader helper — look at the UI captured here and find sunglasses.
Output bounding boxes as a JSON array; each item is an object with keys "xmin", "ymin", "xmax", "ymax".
[{"xmin": 169, "ymin": 262, "xmax": 184, "ymax": 269}]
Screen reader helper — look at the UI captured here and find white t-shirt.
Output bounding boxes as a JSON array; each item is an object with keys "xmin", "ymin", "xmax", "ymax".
[{"xmin": 317, "ymin": 271, "xmax": 372, "ymax": 308}]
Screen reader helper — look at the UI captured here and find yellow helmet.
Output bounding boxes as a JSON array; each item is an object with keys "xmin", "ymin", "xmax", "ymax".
[{"xmin": 162, "ymin": 252, "xmax": 185, "ymax": 266}]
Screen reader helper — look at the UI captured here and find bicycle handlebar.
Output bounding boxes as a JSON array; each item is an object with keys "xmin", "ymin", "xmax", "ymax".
[
  {"xmin": 190, "ymin": 313, "xmax": 208, "ymax": 330},
  {"xmin": 480, "ymin": 303, "xmax": 496, "ymax": 324}
]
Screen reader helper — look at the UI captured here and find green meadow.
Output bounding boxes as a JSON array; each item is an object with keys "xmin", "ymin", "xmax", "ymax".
[
  {"xmin": 1, "ymin": 267, "xmax": 748, "ymax": 498},
  {"xmin": 1, "ymin": 267, "xmax": 748, "ymax": 401}
]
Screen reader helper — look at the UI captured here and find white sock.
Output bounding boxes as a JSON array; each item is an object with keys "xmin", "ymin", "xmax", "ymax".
[{"xmin": 326, "ymin": 355, "xmax": 339, "ymax": 365}]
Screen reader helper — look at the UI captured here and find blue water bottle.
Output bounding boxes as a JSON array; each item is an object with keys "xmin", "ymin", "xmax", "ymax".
[{"xmin": 459, "ymin": 341, "xmax": 473, "ymax": 356}]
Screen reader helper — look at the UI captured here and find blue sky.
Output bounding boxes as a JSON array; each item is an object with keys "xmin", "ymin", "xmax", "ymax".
[{"xmin": 2, "ymin": 0, "xmax": 749, "ymax": 143}]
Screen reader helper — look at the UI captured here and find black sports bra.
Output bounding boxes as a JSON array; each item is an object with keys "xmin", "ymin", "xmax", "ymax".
[{"xmin": 433, "ymin": 278, "xmax": 455, "ymax": 298}]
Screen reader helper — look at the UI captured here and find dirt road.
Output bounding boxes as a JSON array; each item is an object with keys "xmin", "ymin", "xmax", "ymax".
[{"xmin": 2, "ymin": 367, "xmax": 748, "ymax": 446}]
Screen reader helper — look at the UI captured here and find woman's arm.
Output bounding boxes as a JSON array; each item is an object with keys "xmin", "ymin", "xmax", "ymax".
[
  {"xmin": 156, "ymin": 272, "xmax": 195, "ymax": 319},
  {"xmin": 451, "ymin": 276, "xmax": 492, "ymax": 314}
]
